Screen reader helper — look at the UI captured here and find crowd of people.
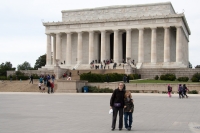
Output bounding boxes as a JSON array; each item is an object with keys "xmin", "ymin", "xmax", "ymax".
[
  {"xmin": 38, "ymin": 74, "xmax": 55, "ymax": 94},
  {"xmin": 167, "ymin": 84, "xmax": 189, "ymax": 98},
  {"xmin": 62, "ymin": 72, "xmax": 72, "ymax": 80}
]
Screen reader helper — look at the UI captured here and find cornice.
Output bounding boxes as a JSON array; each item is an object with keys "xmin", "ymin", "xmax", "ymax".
[{"xmin": 43, "ymin": 14, "xmax": 184, "ymax": 26}]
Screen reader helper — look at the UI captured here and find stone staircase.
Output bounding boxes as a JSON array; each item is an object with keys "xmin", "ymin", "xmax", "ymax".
[{"xmin": 0, "ymin": 80, "xmax": 57, "ymax": 92}]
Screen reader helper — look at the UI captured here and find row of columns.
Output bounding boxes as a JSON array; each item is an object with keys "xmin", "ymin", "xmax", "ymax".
[{"xmin": 46, "ymin": 26, "xmax": 183, "ymax": 66}]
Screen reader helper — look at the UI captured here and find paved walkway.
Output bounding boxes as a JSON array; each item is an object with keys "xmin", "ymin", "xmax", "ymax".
[{"xmin": 0, "ymin": 93, "xmax": 200, "ymax": 133}]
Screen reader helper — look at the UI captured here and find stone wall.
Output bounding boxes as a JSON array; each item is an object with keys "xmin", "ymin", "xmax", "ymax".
[
  {"xmin": 87, "ymin": 82, "xmax": 200, "ymax": 92},
  {"xmin": 136, "ymin": 68, "xmax": 200, "ymax": 79}
]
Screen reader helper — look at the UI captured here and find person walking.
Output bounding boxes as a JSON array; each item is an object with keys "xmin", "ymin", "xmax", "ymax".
[
  {"xmin": 178, "ymin": 84, "xmax": 184, "ymax": 99},
  {"xmin": 29, "ymin": 75, "xmax": 33, "ymax": 84},
  {"xmin": 183, "ymin": 84, "xmax": 189, "ymax": 98},
  {"xmin": 110, "ymin": 82, "xmax": 125, "ymax": 131},
  {"xmin": 167, "ymin": 84, "xmax": 172, "ymax": 97},
  {"xmin": 124, "ymin": 90, "xmax": 134, "ymax": 131}
]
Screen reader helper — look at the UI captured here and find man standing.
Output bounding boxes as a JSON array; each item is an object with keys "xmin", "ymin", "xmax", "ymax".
[
  {"xmin": 29, "ymin": 75, "xmax": 33, "ymax": 84},
  {"xmin": 110, "ymin": 82, "xmax": 125, "ymax": 131}
]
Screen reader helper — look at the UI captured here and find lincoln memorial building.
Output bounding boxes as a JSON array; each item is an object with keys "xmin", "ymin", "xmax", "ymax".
[{"xmin": 42, "ymin": 2, "xmax": 191, "ymax": 70}]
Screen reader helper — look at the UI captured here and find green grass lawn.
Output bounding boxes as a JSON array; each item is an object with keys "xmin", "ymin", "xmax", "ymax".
[{"xmin": 130, "ymin": 79, "xmax": 194, "ymax": 84}]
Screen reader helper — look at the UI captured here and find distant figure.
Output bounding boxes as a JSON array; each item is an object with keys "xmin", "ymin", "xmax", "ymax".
[
  {"xmin": 77, "ymin": 71, "xmax": 80, "ymax": 75},
  {"xmin": 123, "ymin": 75, "xmax": 127, "ymax": 83},
  {"xmin": 183, "ymin": 84, "xmax": 189, "ymax": 98},
  {"xmin": 64, "ymin": 60, "xmax": 65, "ymax": 64},
  {"xmin": 47, "ymin": 80, "xmax": 51, "ymax": 94},
  {"xmin": 69, "ymin": 72, "xmax": 72, "ymax": 77},
  {"xmin": 106, "ymin": 74, "xmax": 109, "ymax": 83},
  {"xmin": 178, "ymin": 84, "xmax": 184, "ymax": 99},
  {"xmin": 167, "ymin": 84, "xmax": 172, "ymax": 97},
  {"xmin": 29, "ymin": 75, "xmax": 33, "ymax": 84},
  {"xmin": 126, "ymin": 75, "xmax": 129, "ymax": 83},
  {"xmin": 9, "ymin": 75, "xmax": 12, "ymax": 82},
  {"xmin": 51, "ymin": 81, "xmax": 54, "ymax": 93},
  {"xmin": 51, "ymin": 74, "xmax": 55, "ymax": 83}
]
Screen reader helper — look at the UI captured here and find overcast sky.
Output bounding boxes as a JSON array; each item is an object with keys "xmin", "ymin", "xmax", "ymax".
[{"xmin": 0, "ymin": 0, "xmax": 199, "ymax": 68}]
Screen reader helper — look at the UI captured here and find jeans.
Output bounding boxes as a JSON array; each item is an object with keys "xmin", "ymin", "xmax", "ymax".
[
  {"xmin": 124, "ymin": 112, "xmax": 133, "ymax": 128},
  {"xmin": 112, "ymin": 107, "xmax": 123, "ymax": 129},
  {"xmin": 48, "ymin": 87, "xmax": 51, "ymax": 94}
]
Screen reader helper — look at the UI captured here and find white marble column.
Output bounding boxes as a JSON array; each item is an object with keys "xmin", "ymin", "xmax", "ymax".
[
  {"xmin": 89, "ymin": 31, "xmax": 94, "ymax": 64},
  {"xmin": 176, "ymin": 26, "xmax": 182, "ymax": 63},
  {"xmin": 151, "ymin": 28, "xmax": 157, "ymax": 63},
  {"xmin": 66, "ymin": 32, "xmax": 72, "ymax": 65},
  {"xmin": 105, "ymin": 32, "xmax": 110, "ymax": 60},
  {"xmin": 56, "ymin": 33, "xmax": 61, "ymax": 60},
  {"xmin": 138, "ymin": 28, "xmax": 144, "ymax": 63},
  {"xmin": 126, "ymin": 29, "xmax": 131, "ymax": 61},
  {"xmin": 77, "ymin": 32, "xmax": 82, "ymax": 64},
  {"xmin": 114, "ymin": 30, "xmax": 119, "ymax": 63},
  {"xmin": 52, "ymin": 35, "xmax": 56, "ymax": 65},
  {"xmin": 101, "ymin": 30, "xmax": 106, "ymax": 62},
  {"xmin": 164, "ymin": 27, "xmax": 170, "ymax": 62},
  {"xmin": 46, "ymin": 34, "xmax": 51, "ymax": 65}
]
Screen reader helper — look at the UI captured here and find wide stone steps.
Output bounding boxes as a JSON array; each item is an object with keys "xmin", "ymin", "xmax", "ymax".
[{"xmin": 0, "ymin": 80, "xmax": 57, "ymax": 92}]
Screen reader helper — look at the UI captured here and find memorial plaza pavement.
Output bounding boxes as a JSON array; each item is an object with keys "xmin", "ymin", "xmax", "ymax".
[{"xmin": 0, "ymin": 93, "xmax": 200, "ymax": 133}]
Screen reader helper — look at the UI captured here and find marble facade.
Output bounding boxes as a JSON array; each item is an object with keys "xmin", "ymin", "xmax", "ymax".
[{"xmin": 43, "ymin": 2, "xmax": 191, "ymax": 70}]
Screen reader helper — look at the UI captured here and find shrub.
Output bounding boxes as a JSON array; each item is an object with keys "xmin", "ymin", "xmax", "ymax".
[
  {"xmin": 87, "ymin": 86, "xmax": 113, "ymax": 93},
  {"xmin": 177, "ymin": 77, "xmax": 189, "ymax": 82},
  {"xmin": 0, "ymin": 76, "xmax": 8, "ymax": 80},
  {"xmin": 191, "ymin": 73, "xmax": 200, "ymax": 82},
  {"xmin": 188, "ymin": 90, "xmax": 198, "ymax": 94},
  {"xmin": 160, "ymin": 73, "xmax": 176, "ymax": 81},
  {"xmin": 154, "ymin": 75, "xmax": 159, "ymax": 80}
]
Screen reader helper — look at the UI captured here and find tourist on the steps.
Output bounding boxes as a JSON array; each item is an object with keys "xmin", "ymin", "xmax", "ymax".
[
  {"xmin": 124, "ymin": 90, "xmax": 134, "ymax": 131},
  {"xmin": 183, "ymin": 84, "xmax": 189, "ymax": 98},
  {"xmin": 38, "ymin": 82, "xmax": 41, "ymax": 91},
  {"xmin": 47, "ymin": 80, "xmax": 51, "ymax": 94},
  {"xmin": 51, "ymin": 81, "xmax": 54, "ymax": 93},
  {"xmin": 41, "ymin": 83, "xmax": 45, "ymax": 93},
  {"xmin": 29, "ymin": 75, "xmax": 33, "ymax": 84},
  {"xmin": 51, "ymin": 74, "xmax": 55, "ymax": 83},
  {"xmin": 39, "ymin": 76, "xmax": 43, "ymax": 83},
  {"xmin": 110, "ymin": 82, "xmax": 125, "ymax": 131},
  {"xmin": 43, "ymin": 75, "xmax": 47, "ymax": 86},
  {"xmin": 167, "ymin": 84, "xmax": 172, "ymax": 97}
]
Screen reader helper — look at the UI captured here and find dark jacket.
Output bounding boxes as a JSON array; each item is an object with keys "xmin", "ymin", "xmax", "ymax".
[
  {"xmin": 168, "ymin": 86, "xmax": 172, "ymax": 92},
  {"xmin": 47, "ymin": 81, "xmax": 51, "ymax": 87},
  {"xmin": 110, "ymin": 88, "xmax": 125, "ymax": 108},
  {"xmin": 124, "ymin": 98, "xmax": 134, "ymax": 112}
]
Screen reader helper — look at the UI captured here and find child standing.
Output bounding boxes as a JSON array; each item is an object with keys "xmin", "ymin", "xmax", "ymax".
[{"xmin": 124, "ymin": 90, "xmax": 134, "ymax": 131}]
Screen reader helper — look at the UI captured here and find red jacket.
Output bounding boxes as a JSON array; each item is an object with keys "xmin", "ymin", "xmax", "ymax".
[{"xmin": 51, "ymin": 83, "xmax": 54, "ymax": 88}]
